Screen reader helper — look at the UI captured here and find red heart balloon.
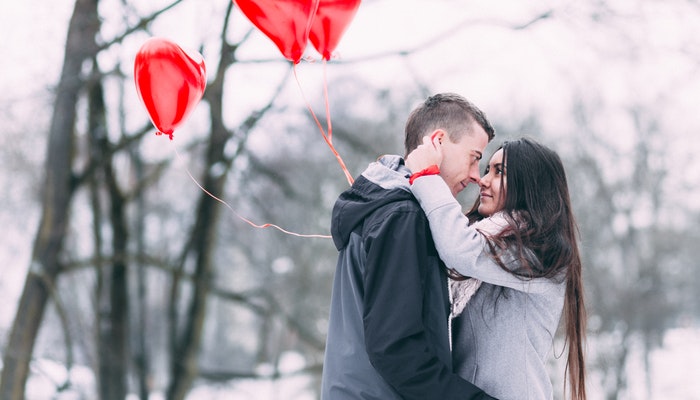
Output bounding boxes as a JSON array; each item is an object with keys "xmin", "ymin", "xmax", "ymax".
[
  {"xmin": 134, "ymin": 38, "xmax": 206, "ymax": 139},
  {"xmin": 234, "ymin": 0, "xmax": 319, "ymax": 64},
  {"xmin": 309, "ymin": 0, "xmax": 361, "ymax": 60}
]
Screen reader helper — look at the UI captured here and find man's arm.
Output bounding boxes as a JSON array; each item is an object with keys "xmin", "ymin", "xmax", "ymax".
[{"xmin": 361, "ymin": 207, "xmax": 496, "ymax": 400}]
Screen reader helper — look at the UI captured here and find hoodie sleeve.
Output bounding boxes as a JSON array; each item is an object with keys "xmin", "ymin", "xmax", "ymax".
[
  {"xmin": 361, "ymin": 206, "xmax": 494, "ymax": 400},
  {"xmin": 411, "ymin": 175, "xmax": 559, "ymax": 293}
]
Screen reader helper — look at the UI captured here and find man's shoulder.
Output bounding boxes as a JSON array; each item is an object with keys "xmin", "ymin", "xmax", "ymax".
[
  {"xmin": 366, "ymin": 195, "xmax": 423, "ymax": 220},
  {"xmin": 360, "ymin": 197, "xmax": 430, "ymax": 243}
]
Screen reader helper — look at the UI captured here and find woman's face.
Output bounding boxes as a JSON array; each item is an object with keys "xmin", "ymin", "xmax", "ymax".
[{"xmin": 478, "ymin": 148, "xmax": 506, "ymax": 216}]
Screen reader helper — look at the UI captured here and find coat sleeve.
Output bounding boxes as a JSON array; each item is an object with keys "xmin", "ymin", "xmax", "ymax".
[
  {"xmin": 411, "ymin": 175, "xmax": 560, "ymax": 293},
  {"xmin": 361, "ymin": 207, "xmax": 495, "ymax": 400}
]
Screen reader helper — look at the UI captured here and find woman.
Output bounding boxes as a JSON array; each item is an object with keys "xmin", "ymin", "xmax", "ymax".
[{"xmin": 406, "ymin": 136, "xmax": 586, "ymax": 400}]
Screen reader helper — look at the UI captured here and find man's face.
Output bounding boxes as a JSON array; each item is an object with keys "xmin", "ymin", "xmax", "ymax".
[{"xmin": 438, "ymin": 123, "xmax": 489, "ymax": 197}]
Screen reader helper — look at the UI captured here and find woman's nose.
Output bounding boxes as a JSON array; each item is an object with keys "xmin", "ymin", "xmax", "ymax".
[{"xmin": 479, "ymin": 175, "xmax": 489, "ymax": 188}]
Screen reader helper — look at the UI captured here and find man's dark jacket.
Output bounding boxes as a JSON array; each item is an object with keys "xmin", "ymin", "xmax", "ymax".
[{"xmin": 320, "ymin": 155, "xmax": 494, "ymax": 400}]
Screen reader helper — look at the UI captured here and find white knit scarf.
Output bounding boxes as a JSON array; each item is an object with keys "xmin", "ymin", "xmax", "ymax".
[
  {"xmin": 448, "ymin": 212, "xmax": 510, "ymax": 346},
  {"xmin": 449, "ymin": 277, "xmax": 482, "ymax": 319}
]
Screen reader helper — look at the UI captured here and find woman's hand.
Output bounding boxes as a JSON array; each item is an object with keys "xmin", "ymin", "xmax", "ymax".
[{"xmin": 405, "ymin": 135, "xmax": 443, "ymax": 173}]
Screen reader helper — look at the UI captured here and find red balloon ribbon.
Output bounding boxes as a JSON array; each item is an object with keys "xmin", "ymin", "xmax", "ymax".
[
  {"xmin": 234, "ymin": 0, "xmax": 320, "ymax": 64},
  {"xmin": 306, "ymin": 0, "xmax": 359, "ymax": 184},
  {"xmin": 170, "ymin": 143, "xmax": 331, "ymax": 239},
  {"xmin": 234, "ymin": 0, "xmax": 359, "ymax": 184},
  {"xmin": 309, "ymin": 0, "xmax": 361, "ymax": 60},
  {"xmin": 134, "ymin": 37, "xmax": 206, "ymax": 140},
  {"xmin": 293, "ymin": 65, "xmax": 354, "ymax": 185}
]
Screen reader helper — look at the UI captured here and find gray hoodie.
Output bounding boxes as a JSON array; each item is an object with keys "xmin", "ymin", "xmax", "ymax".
[{"xmin": 321, "ymin": 156, "xmax": 495, "ymax": 400}]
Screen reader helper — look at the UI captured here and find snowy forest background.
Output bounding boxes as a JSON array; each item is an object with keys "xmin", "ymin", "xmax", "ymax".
[{"xmin": 1, "ymin": 0, "xmax": 699, "ymax": 399}]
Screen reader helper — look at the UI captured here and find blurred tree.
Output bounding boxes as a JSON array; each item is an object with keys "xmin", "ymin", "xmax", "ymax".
[
  {"xmin": 565, "ymin": 99, "xmax": 695, "ymax": 399},
  {"xmin": 0, "ymin": 0, "xmax": 411, "ymax": 397},
  {"xmin": 0, "ymin": 0, "xmax": 100, "ymax": 398}
]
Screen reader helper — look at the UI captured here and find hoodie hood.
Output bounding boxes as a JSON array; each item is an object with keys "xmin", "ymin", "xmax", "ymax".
[{"xmin": 331, "ymin": 155, "xmax": 413, "ymax": 250}]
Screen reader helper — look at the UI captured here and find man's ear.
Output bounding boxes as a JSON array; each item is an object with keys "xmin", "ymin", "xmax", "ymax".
[{"xmin": 430, "ymin": 129, "xmax": 445, "ymax": 145}]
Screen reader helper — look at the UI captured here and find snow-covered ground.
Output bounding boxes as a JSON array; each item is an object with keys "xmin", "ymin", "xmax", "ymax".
[
  {"xmin": 624, "ymin": 327, "xmax": 699, "ymax": 400},
  {"xmin": 15, "ymin": 327, "xmax": 700, "ymax": 400}
]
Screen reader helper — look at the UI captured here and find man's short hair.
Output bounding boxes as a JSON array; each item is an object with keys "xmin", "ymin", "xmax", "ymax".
[{"xmin": 404, "ymin": 93, "xmax": 495, "ymax": 155}]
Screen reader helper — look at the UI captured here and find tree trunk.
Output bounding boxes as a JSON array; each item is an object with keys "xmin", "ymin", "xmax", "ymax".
[
  {"xmin": 165, "ymin": 76, "xmax": 230, "ymax": 400},
  {"xmin": 0, "ymin": 0, "xmax": 99, "ymax": 399},
  {"xmin": 132, "ymin": 145, "xmax": 151, "ymax": 400},
  {"xmin": 88, "ymin": 73, "xmax": 129, "ymax": 400},
  {"xmin": 165, "ymin": 12, "xmax": 235, "ymax": 397}
]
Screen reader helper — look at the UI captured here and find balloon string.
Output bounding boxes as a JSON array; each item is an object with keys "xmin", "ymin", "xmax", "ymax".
[
  {"xmin": 171, "ymin": 142, "xmax": 331, "ymax": 239},
  {"xmin": 322, "ymin": 59, "xmax": 333, "ymax": 143},
  {"xmin": 293, "ymin": 64, "xmax": 354, "ymax": 186}
]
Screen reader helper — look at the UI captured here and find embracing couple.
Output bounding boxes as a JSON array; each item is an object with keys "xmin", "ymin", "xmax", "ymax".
[{"xmin": 321, "ymin": 93, "xmax": 587, "ymax": 400}]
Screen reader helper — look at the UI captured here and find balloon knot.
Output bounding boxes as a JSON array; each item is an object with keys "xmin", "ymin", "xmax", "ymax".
[{"xmin": 155, "ymin": 131, "xmax": 174, "ymax": 140}]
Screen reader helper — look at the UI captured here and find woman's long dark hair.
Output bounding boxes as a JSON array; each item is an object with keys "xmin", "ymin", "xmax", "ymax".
[{"xmin": 466, "ymin": 137, "xmax": 587, "ymax": 400}]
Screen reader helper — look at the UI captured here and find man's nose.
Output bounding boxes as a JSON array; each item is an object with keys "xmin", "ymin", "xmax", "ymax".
[{"xmin": 469, "ymin": 166, "xmax": 481, "ymax": 184}]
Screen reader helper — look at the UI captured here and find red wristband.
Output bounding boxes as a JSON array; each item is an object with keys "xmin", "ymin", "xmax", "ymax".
[{"xmin": 409, "ymin": 165, "xmax": 440, "ymax": 185}]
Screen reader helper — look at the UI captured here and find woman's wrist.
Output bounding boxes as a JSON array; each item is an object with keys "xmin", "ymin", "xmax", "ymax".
[{"xmin": 409, "ymin": 164, "xmax": 440, "ymax": 185}]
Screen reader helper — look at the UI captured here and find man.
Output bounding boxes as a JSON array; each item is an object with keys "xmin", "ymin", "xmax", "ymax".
[{"xmin": 321, "ymin": 93, "xmax": 497, "ymax": 399}]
